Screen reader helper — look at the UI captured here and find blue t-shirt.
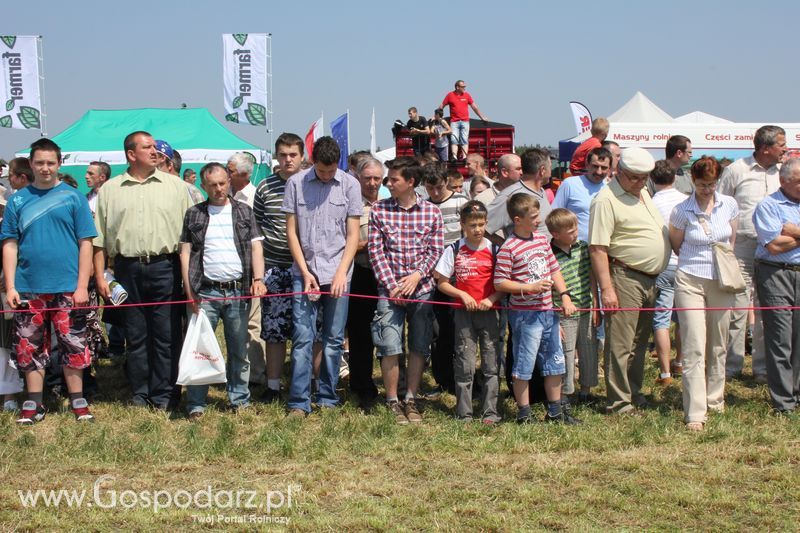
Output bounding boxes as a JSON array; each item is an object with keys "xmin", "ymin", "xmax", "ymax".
[
  {"xmin": 1, "ymin": 182, "xmax": 97, "ymax": 294},
  {"xmin": 551, "ymin": 175, "xmax": 607, "ymax": 242}
]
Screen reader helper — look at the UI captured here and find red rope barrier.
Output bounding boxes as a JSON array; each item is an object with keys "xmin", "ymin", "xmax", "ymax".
[{"xmin": 1, "ymin": 290, "xmax": 796, "ymax": 314}]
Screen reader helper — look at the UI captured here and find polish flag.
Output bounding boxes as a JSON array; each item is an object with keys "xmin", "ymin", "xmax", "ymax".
[{"xmin": 305, "ymin": 116, "xmax": 323, "ymax": 159}]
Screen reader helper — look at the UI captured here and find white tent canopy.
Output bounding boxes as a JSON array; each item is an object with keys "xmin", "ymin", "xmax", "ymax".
[
  {"xmin": 674, "ymin": 111, "xmax": 732, "ymax": 124},
  {"xmin": 566, "ymin": 92, "xmax": 800, "ymax": 151},
  {"xmin": 607, "ymin": 91, "xmax": 673, "ymax": 123}
]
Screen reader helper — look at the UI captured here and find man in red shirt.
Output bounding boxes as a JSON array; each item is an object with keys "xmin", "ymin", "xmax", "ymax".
[
  {"xmin": 569, "ymin": 118, "xmax": 609, "ymax": 175},
  {"xmin": 441, "ymin": 80, "xmax": 488, "ymax": 161}
]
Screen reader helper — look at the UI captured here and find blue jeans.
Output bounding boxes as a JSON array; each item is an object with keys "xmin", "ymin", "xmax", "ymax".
[
  {"xmin": 450, "ymin": 120, "xmax": 470, "ymax": 146},
  {"xmin": 186, "ymin": 287, "xmax": 251, "ymax": 414},
  {"xmin": 287, "ymin": 277, "xmax": 350, "ymax": 412},
  {"xmin": 508, "ymin": 310, "xmax": 565, "ymax": 380},
  {"xmin": 653, "ymin": 264, "xmax": 678, "ymax": 331}
]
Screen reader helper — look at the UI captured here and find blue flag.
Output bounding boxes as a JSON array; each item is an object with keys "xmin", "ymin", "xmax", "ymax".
[{"xmin": 330, "ymin": 113, "xmax": 349, "ymax": 170}]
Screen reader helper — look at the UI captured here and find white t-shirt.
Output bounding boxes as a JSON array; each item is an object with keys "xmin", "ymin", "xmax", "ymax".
[
  {"xmin": 203, "ymin": 203, "xmax": 243, "ymax": 281},
  {"xmin": 653, "ymin": 187, "xmax": 689, "ymax": 267}
]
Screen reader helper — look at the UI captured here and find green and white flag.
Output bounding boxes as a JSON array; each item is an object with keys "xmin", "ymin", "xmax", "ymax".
[
  {"xmin": 222, "ymin": 33, "xmax": 268, "ymax": 127},
  {"xmin": 0, "ymin": 36, "xmax": 42, "ymax": 130}
]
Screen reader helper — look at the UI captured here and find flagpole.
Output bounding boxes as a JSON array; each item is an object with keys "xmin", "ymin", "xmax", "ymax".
[
  {"xmin": 265, "ymin": 33, "xmax": 273, "ymax": 155},
  {"xmin": 370, "ymin": 107, "xmax": 377, "ymax": 155},
  {"xmin": 37, "ymin": 36, "xmax": 47, "ymax": 137}
]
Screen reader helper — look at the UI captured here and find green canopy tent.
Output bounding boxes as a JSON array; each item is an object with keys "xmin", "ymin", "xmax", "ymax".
[{"xmin": 15, "ymin": 107, "xmax": 271, "ymax": 194}]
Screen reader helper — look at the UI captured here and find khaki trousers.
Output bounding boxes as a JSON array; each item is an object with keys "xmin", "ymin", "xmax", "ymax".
[
  {"xmin": 247, "ymin": 298, "xmax": 267, "ymax": 384},
  {"xmin": 674, "ymin": 270, "xmax": 733, "ymax": 423},
  {"xmin": 604, "ymin": 265, "xmax": 656, "ymax": 414}
]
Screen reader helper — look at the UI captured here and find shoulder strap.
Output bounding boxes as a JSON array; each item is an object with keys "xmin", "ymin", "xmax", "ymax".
[
  {"xmin": 449, "ymin": 240, "xmax": 460, "ymax": 260},
  {"xmin": 491, "ymin": 242, "xmax": 501, "ymax": 266},
  {"xmin": 696, "ymin": 213, "xmax": 715, "ymax": 242}
]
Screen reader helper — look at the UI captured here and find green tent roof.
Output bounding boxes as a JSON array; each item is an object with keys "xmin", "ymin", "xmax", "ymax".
[{"xmin": 17, "ymin": 107, "xmax": 266, "ymax": 164}]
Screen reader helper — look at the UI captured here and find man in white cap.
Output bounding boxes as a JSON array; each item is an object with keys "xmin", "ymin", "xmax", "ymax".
[{"xmin": 588, "ymin": 147, "xmax": 670, "ymax": 415}]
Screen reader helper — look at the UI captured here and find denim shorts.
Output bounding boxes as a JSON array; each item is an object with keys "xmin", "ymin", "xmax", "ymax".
[
  {"xmin": 508, "ymin": 309, "xmax": 565, "ymax": 380},
  {"xmin": 450, "ymin": 120, "xmax": 470, "ymax": 146},
  {"xmin": 370, "ymin": 292, "xmax": 434, "ymax": 358},
  {"xmin": 653, "ymin": 264, "xmax": 678, "ymax": 331}
]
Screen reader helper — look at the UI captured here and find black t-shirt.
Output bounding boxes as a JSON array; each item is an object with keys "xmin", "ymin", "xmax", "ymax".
[{"xmin": 407, "ymin": 116, "xmax": 430, "ymax": 153}]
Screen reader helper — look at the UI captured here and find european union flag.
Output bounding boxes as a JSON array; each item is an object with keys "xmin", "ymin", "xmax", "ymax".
[{"xmin": 330, "ymin": 113, "xmax": 349, "ymax": 170}]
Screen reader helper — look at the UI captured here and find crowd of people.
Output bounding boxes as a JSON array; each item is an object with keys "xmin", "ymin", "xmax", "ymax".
[{"xmin": 1, "ymin": 115, "xmax": 798, "ymax": 430}]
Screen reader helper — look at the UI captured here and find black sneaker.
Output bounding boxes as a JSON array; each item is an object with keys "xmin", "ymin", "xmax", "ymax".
[
  {"xmin": 422, "ymin": 385, "xmax": 445, "ymax": 400},
  {"xmin": 575, "ymin": 393, "xmax": 598, "ymax": 406},
  {"xmin": 545, "ymin": 411, "xmax": 583, "ymax": 425},
  {"xmin": 260, "ymin": 388, "xmax": 282, "ymax": 403},
  {"xmin": 516, "ymin": 414, "xmax": 536, "ymax": 424},
  {"xmin": 17, "ymin": 401, "xmax": 47, "ymax": 425}
]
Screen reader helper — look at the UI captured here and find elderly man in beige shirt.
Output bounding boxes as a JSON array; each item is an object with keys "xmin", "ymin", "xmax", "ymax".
[
  {"xmin": 717, "ymin": 125, "xmax": 786, "ymax": 383},
  {"xmin": 589, "ymin": 147, "xmax": 670, "ymax": 415}
]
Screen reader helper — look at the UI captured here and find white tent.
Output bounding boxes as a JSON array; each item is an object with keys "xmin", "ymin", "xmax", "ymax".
[
  {"xmin": 674, "ymin": 111, "xmax": 732, "ymax": 124},
  {"xmin": 567, "ymin": 92, "xmax": 800, "ymax": 151},
  {"xmin": 607, "ymin": 91, "xmax": 673, "ymax": 123}
]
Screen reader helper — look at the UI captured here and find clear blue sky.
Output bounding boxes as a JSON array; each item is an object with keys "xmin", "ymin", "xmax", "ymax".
[{"xmin": 2, "ymin": 0, "xmax": 799, "ymax": 156}]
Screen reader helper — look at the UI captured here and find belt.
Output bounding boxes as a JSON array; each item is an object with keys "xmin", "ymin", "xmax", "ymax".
[
  {"xmin": 201, "ymin": 278, "xmax": 243, "ymax": 291},
  {"xmin": 118, "ymin": 253, "xmax": 175, "ymax": 264},
  {"xmin": 610, "ymin": 257, "xmax": 658, "ymax": 278},
  {"xmin": 756, "ymin": 259, "xmax": 800, "ymax": 272}
]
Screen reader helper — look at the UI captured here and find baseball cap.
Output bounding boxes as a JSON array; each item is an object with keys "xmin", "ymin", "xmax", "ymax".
[{"xmin": 154, "ymin": 140, "xmax": 174, "ymax": 160}]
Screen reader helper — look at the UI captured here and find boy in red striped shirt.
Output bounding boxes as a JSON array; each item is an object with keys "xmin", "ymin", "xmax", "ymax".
[{"xmin": 493, "ymin": 193, "xmax": 580, "ymax": 424}]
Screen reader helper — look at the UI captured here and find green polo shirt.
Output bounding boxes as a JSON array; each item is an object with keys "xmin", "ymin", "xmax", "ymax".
[{"xmin": 94, "ymin": 169, "xmax": 192, "ymax": 258}]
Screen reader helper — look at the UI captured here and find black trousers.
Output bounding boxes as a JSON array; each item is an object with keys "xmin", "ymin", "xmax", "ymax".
[
  {"xmin": 346, "ymin": 264, "xmax": 379, "ymax": 398},
  {"xmin": 114, "ymin": 255, "xmax": 183, "ymax": 408},
  {"xmin": 430, "ymin": 288, "xmax": 455, "ymax": 393}
]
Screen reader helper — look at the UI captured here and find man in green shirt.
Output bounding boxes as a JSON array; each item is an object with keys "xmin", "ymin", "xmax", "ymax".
[{"xmin": 93, "ymin": 131, "xmax": 191, "ymax": 409}]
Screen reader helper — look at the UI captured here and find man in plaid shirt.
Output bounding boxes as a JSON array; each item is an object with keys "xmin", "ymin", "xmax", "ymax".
[{"xmin": 368, "ymin": 157, "xmax": 443, "ymax": 424}]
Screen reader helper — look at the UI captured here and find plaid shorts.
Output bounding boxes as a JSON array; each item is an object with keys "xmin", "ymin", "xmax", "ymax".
[{"xmin": 11, "ymin": 293, "xmax": 91, "ymax": 372}]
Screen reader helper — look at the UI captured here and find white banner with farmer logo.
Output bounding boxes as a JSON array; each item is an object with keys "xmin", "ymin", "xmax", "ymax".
[
  {"xmin": 0, "ymin": 36, "xmax": 42, "ymax": 130},
  {"xmin": 222, "ymin": 33, "xmax": 268, "ymax": 126}
]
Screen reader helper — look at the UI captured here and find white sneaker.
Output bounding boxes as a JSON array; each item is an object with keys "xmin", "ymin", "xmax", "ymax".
[{"xmin": 339, "ymin": 353, "xmax": 350, "ymax": 379}]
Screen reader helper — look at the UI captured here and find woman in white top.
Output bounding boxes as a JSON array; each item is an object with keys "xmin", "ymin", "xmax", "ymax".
[{"xmin": 669, "ymin": 156, "xmax": 739, "ymax": 431}]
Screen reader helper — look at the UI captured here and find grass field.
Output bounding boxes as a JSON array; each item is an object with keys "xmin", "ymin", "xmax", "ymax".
[{"xmin": 0, "ymin": 346, "xmax": 798, "ymax": 531}]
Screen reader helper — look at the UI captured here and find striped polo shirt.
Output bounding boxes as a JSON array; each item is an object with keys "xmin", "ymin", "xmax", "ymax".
[
  {"xmin": 551, "ymin": 239, "xmax": 592, "ymax": 313},
  {"xmin": 426, "ymin": 191, "xmax": 469, "ymax": 245},
  {"xmin": 253, "ymin": 173, "xmax": 293, "ymax": 268},
  {"xmin": 494, "ymin": 232, "xmax": 560, "ymax": 309}
]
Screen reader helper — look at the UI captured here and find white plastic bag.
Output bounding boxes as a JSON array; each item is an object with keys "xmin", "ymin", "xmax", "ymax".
[
  {"xmin": 176, "ymin": 309, "xmax": 227, "ymax": 386},
  {"xmin": 0, "ymin": 347, "xmax": 24, "ymax": 394}
]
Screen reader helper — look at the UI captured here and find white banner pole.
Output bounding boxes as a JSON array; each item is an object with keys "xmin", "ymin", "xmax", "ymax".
[{"xmin": 37, "ymin": 36, "xmax": 46, "ymax": 136}]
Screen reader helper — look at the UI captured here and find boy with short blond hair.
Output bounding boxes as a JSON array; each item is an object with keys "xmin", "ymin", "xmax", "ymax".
[
  {"xmin": 494, "ymin": 194, "xmax": 581, "ymax": 424},
  {"xmin": 435, "ymin": 201, "xmax": 502, "ymax": 423},
  {"xmin": 545, "ymin": 208, "xmax": 599, "ymax": 405}
]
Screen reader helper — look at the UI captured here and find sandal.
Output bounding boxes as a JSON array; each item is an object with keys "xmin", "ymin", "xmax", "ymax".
[{"xmin": 686, "ymin": 422, "xmax": 704, "ymax": 432}]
